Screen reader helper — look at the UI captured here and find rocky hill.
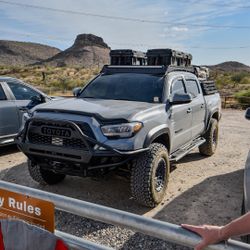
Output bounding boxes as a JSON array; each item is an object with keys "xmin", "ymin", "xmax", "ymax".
[
  {"xmin": 42, "ymin": 34, "xmax": 110, "ymax": 67},
  {"xmin": 208, "ymin": 61, "xmax": 250, "ymax": 72},
  {"xmin": 0, "ymin": 40, "xmax": 60, "ymax": 66}
]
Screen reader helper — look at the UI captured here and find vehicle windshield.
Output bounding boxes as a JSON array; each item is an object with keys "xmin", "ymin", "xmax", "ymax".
[{"xmin": 79, "ymin": 73, "xmax": 164, "ymax": 103}]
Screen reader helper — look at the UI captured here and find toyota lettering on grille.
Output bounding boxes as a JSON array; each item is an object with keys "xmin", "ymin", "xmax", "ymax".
[{"xmin": 41, "ymin": 127, "xmax": 71, "ymax": 138}]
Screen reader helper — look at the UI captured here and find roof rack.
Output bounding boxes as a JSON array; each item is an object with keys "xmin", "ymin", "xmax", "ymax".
[
  {"xmin": 101, "ymin": 65, "xmax": 167, "ymax": 75},
  {"xmin": 101, "ymin": 65, "xmax": 197, "ymax": 75}
]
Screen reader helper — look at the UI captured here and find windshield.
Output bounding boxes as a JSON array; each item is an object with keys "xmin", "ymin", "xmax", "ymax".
[{"xmin": 79, "ymin": 73, "xmax": 164, "ymax": 103}]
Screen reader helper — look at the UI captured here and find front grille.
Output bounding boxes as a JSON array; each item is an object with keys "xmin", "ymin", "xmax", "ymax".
[
  {"xmin": 28, "ymin": 133, "xmax": 87, "ymax": 149},
  {"xmin": 29, "ymin": 133, "xmax": 51, "ymax": 145},
  {"xmin": 27, "ymin": 120, "xmax": 96, "ymax": 150},
  {"xmin": 31, "ymin": 121, "xmax": 73, "ymax": 130},
  {"xmin": 30, "ymin": 121, "xmax": 95, "ymax": 139},
  {"xmin": 63, "ymin": 138, "xmax": 86, "ymax": 149}
]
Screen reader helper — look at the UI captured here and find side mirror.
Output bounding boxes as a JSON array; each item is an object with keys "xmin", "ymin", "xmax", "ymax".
[
  {"xmin": 26, "ymin": 95, "xmax": 45, "ymax": 109},
  {"xmin": 170, "ymin": 93, "xmax": 193, "ymax": 105},
  {"xmin": 73, "ymin": 87, "xmax": 82, "ymax": 97},
  {"xmin": 246, "ymin": 107, "xmax": 250, "ymax": 120}
]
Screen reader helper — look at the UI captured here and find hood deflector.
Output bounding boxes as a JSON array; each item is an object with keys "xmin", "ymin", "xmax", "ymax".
[{"xmin": 35, "ymin": 109, "xmax": 128, "ymax": 125}]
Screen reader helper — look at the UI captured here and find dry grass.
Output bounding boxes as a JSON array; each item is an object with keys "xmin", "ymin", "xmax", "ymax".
[{"xmin": 0, "ymin": 65, "xmax": 100, "ymax": 95}]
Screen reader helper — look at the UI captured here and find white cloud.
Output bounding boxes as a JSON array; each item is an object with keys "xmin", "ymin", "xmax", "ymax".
[
  {"xmin": 164, "ymin": 10, "xmax": 169, "ymax": 16},
  {"xmin": 171, "ymin": 27, "xmax": 189, "ymax": 32}
]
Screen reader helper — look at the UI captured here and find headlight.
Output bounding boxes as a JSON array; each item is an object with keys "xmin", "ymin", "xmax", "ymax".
[{"xmin": 101, "ymin": 122, "xmax": 143, "ymax": 138}]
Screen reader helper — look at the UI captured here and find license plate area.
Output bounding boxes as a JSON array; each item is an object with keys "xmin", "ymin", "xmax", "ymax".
[{"xmin": 51, "ymin": 137, "xmax": 63, "ymax": 146}]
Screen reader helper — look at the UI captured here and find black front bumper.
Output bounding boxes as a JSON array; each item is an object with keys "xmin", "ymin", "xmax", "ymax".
[{"xmin": 16, "ymin": 118, "xmax": 148, "ymax": 166}]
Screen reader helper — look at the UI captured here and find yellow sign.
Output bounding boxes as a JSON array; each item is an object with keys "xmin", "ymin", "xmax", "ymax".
[{"xmin": 0, "ymin": 188, "xmax": 55, "ymax": 232}]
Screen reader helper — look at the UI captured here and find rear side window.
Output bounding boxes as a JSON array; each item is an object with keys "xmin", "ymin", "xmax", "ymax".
[
  {"xmin": 185, "ymin": 79, "xmax": 200, "ymax": 98},
  {"xmin": 7, "ymin": 82, "xmax": 40, "ymax": 100},
  {"xmin": 171, "ymin": 79, "xmax": 186, "ymax": 95},
  {"xmin": 0, "ymin": 85, "xmax": 6, "ymax": 100}
]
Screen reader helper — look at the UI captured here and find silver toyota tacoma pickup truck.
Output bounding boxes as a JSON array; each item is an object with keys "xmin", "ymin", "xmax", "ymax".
[{"xmin": 17, "ymin": 65, "xmax": 221, "ymax": 207}]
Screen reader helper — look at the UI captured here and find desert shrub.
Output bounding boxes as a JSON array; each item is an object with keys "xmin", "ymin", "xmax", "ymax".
[
  {"xmin": 235, "ymin": 90, "xmax": 250, "ymax": 105},
  {"xmin": 235, "ymin": 89, "xmax": 250, "ymax": 97},
  {"xmin": 215, "ymin": 74, "xmax": 232, "ymax": 87},
  {"xmin": 240, "ymin": 76, "xmax": 250, "ymax": 85},
  {"xmin": 231, "ymin": 72, "xmax": 250, "ymax": 84}
]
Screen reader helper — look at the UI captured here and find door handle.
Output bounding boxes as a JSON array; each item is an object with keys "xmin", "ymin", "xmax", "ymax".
[
  {"xmin": 201, "ymin": 103, "xmax": 205, "ymax": 108},
  {"xmin": 187, "ymin": 108, "xmax": 192, "ymax": 113}
]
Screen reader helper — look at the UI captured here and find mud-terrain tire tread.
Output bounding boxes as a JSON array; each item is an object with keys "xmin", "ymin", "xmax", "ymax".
[
  {"xmin": 131, "ymin": 143, "xmax": 170, "ymax": 207},
  {"xmin": 28, "ymin": 159, "xmax": 65, "ymax": 185},
  {"xmin": 199, "ymin": 118, "xmax": 218, "ymax": 156}
]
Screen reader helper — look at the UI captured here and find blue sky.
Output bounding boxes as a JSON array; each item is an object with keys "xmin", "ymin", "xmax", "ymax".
[{"xmin": 0, "ymin": 0, "xmax": 250, "ymax": 65}]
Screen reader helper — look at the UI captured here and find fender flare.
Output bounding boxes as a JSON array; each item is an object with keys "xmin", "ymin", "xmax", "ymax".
[
  {"xmin": 143, "ymin": 125, "xmax": 171, "ymax": 149},
  {"xmin": 205, "ymin": 109, "xmax": 220, "ymax": 132}
]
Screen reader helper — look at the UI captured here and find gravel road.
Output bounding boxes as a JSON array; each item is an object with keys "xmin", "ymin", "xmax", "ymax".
[{"xmin": 0, "ymin": 109, "xmax": 249, "ymax": 249}]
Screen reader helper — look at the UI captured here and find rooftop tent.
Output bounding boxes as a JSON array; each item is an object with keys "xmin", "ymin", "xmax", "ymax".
[
  {"xmin": 110, "ymin": 49, "xmax": 146, "ymax": 66},
  {"xmin": 146, "ymin": 49, "xmax": 192, "ymax": 67}
]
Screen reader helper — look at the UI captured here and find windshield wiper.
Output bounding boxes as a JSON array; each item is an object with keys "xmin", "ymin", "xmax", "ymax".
[{"xmin": 112, "ymin": 98, "xmax": 133, "ymax": 101}]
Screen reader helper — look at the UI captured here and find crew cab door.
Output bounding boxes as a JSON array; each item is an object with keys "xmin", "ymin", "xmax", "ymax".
[
  {"xmin": 184, "ymin": 78, "xmax": 206, "ymax": 139},
  {"xmin": 0, "ymin": 82, "xmax": 20, "ymax": 138},
  {"xmin": 170, "ymin": 78, "xmax": 192, "ymax": 151}
]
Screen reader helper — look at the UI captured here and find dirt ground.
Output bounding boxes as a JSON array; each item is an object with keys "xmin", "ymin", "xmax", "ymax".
[{"xmin": 0, "ymin": 109, "xmax": 249, "ymax": 248}]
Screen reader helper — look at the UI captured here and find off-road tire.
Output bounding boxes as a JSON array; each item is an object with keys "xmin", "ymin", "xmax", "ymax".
[
  {"xmin": 131, "ymin": 143, "xmax": 170, "ymax": 207},
  {"xmin": 199, "ymin": 118, "xmax": 218, "ymax": 156},
  {"xmin": 28, "ymin": 159, "xmax": 65, "ymax": 185}
]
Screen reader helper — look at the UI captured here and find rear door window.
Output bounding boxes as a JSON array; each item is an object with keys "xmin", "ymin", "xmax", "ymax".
[
  {"xmin": 0, "ymin": 85, "xmax": 6, "ymax": 100},
  {"xmin": 185, "ymin": 79, "xmax": 200, "ymax": 98}
]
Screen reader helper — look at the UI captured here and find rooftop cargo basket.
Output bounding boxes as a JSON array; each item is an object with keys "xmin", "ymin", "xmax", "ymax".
[
  {"xmin": 146, "ymin": 49, "xmax": 192, "ymax": 67},
  {"xmin": 101, "ymin": 65, "xmax": 195, "ymax": 75},
  {"xmin": 110, "ymin": 49, "xmax": 146, "ymax": 66}
]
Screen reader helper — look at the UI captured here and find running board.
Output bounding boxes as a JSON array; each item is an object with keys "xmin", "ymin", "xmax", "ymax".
[{"xmin": 170, "ymin": 138, "xmax": 206, "ymax": 162}]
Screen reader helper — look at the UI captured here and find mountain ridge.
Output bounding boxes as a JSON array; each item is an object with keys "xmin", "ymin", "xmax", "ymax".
[
  {"xmin": 0, "ymin": 40, "xmax": 61, "ymax": 66},
  {"xmin": 41, "ymin": 34, "xmax": 110, "ymax": 67},
  {"xmin": 206, "ymin": 61, "xmax": 250, "ymax": 72}
]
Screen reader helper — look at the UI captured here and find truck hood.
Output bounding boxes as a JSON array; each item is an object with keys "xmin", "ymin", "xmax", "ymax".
[{"xmin": 34, "ymin": 98, "xmax": 162, "ymax": 121}]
